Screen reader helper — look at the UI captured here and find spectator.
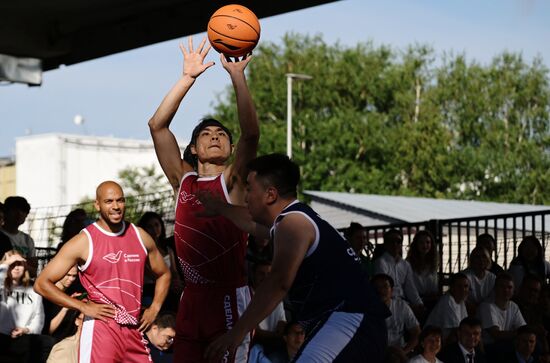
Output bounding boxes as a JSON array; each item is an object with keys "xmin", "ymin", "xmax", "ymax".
[
  {"xmin": 374, "ymin": 229, "xmax": 424, "ymax": 310},
  {"xmin": 0, "ymin": 202, "xmax": 13, "ymax": 258},
  {"xmin": 0, "ymin": 250, "xmax": 53, "ymax": 363},
  {"xmin": 500, "ymin": 325, "xmax": 538, "ymax": 363},
  {"xmin": 407, "ymin": 230, "xmax": 439, "ymax": 309},
  {"xmin": 408, "ymin": 325, "xmax": 444, "ymax": 363},
  {"xmin": 345, "ymin": 222, "xmax": 373, "ymax": 276},
  {"xmin": 438, "ymin": 316, "xmax": 487, "ymax": 363},
  {"xmin": 250, "ymin": 260, "xmax": 286, "ymax": 347},
  {"xmin": 42, "ymin": 265, "xmax": 80, "ymax": 341},
  {"xmin": 249, "ymin": 321, "xmax": 305, "ymax": 363},
  {"xmin": 476, "ymin": 233, "xmax": 505, "ymax": 276},
  {"xmin": 138, "ymin": 211, "xmax": 183, "ymax": 312},
  {"xmin": 514, "ymin": 274, "xmax": 548, "ymax": 353},
  {"xmin": 508, "ymin": 236, "xmax": 550, "ymax": 293},
  {"xmin": 145, "ymin": 313, "xmax": 176, "ymax": 363},
  {"xmin": 462, "ymin": 247, "xmax": 496, "ymax": 313},
  {"xmin": 425, "ymin": 273, "xmax": 469, "ymax": 341},
  {"xmin": 46, "ymin": 310, "xmax": 83, "ymax": 363},
  {"xmin": 0, "ymin": 196, "xmax": 35, "ymax": 258},
  {"xmin": 478, "ymin": 273, "xmax": 526, "ymax": 347},
  {"xmin": 56, "ymin": 208, "xmax": 89, "ymax": 251},
  {"xmin": 372, "ymin": 273, "xmax": 420, "ymax": 357}
]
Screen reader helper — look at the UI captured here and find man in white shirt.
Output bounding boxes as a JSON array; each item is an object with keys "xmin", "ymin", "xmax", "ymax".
[
  {"xmin": 425, "ymin": 273, "xmax": 470, "ymax": 341},
  {"xmin": 372, "ymin": 273, "xmax": 420, "ymax": 358},
  {"xmin": 374, "ymin": 229, "xmax": 424, "ymax": 310},
  {"xmin": 477, "ymin": 273, "xmax": 526, "ymax": 348}
]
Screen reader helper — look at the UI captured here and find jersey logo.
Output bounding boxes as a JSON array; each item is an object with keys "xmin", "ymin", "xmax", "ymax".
[
  {"xmin": 103, "ymin": 250, "xmax": 123, "ymax": 264},
  {"xmin": 179, "ymin": 190, "xmax": 202, "ymax": 206}
]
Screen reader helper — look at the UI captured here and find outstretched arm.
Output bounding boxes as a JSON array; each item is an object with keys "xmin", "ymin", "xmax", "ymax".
[
  {"xmin": 138, "ymin": 227, "xmax": 171, "ymax": 332},
  {"xmin": 222, "ymin": 54, "xmax": 260, "ymax": 192},
  {"xmin": 149, "ymin": 37, "xmax": 215, "ymax": 191},
  {"xmin": 34, "ymin": 234, "xmax": 116, "ymax": 322},
  {"xmin": 195, "ymin": 191, "xmax": 269, "ymax": 240},
  {"xmin": 205, "ymin": 214, "xmax": 314, "ymax": 361}
]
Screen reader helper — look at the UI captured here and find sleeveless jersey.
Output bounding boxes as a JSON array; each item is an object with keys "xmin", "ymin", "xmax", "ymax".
[
  {"xmin": 271, "ymin": 201, "xmax": 389, "ymax": 330},
  {"xmin": 174, "ymin": 172, "xmax": 248, "ymax": 287},
  {"xmin": 79, "ymin": 222, "xmax": 147, "ymax": 326}
]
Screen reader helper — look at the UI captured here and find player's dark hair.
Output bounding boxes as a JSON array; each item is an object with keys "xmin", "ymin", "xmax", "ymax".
[
  {"xmin": 4, "ymin": 196, "xmax": 31, "ymax": 214},
  {"xmin": 154, "ymin": 312, "xmax": 176, "ymax": 329},
  {"xmin": 247, "ymin": 153, "xmax": 300, "ymax": 198}
]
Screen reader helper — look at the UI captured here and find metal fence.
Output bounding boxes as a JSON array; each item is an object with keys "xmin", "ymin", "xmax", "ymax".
[{"xmin": 362, "ymin": 209, "xmax": 550, "ymax": 276}]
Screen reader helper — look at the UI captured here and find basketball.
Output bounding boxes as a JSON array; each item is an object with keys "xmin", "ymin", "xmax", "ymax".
[{"xmin": 207, "ymin": 4, "xmax": 261, "ymax": 57}]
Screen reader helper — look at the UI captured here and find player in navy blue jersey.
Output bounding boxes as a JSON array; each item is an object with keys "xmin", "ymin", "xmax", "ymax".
[{"xmin": 202, "ymin": 153, "xmax": 390, "ymax": 362}]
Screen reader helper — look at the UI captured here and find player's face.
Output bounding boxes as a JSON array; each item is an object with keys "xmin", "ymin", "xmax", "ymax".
[
  {"xmin": 459, "ymin": 324, "xmax": 481, "ymax": 350},
  {"xmin": 95, "ymin": 185, "xmax": 125, "ymax": 226},
  {"xmin": 245, "ymin": 172, "xmax": 269, "ymax": 224},
  {"xmin": 193, "ymin": 126, "xmax": 232, "ymax": 164}
]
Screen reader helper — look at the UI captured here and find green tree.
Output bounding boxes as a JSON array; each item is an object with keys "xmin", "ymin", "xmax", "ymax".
[{"xmin": 211, "ymin": 34, "xmax": 550, "ymax": 204}]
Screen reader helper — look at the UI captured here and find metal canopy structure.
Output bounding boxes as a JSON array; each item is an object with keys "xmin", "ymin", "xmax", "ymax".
[{"xmin": 0, "ymin": 0, "xmax": 338, "ymax": 83}]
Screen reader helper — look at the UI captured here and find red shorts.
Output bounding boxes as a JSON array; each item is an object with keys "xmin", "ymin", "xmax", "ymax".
[
  {"xmin": 79, "ymin": 317, "xmax": 151, "ymax": 363},
  {"xmin": 174, "ymin": 285, "xmax": 251, "ymax": 363}
]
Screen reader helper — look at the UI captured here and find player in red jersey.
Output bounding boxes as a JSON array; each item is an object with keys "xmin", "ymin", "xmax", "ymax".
[
  {"xmin": 35, "ymin": 181, "xmax": 171, "ymax": 363},
  {"xmin": 148, "ymin": 36, "xmax": 259, "ymax": 362}
]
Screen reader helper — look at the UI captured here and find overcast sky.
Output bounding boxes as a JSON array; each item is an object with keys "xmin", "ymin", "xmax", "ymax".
[{"xmin": 1, "ymin": 0, "xmax": 548, "ymax": 157}]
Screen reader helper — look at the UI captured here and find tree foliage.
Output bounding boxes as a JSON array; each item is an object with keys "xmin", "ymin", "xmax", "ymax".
[{"xmin": 212, "ymin": 34, "xmax": 550, "ymax": 204}]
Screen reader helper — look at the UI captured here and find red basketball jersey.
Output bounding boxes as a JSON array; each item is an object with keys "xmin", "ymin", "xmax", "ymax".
[
  {"xmin": 79, "ymin": 222, "xmax": 147, "ymax": 326},
  {"xmin": 174, "ymin": 172, "xmax": 248, "ymax": 287}
]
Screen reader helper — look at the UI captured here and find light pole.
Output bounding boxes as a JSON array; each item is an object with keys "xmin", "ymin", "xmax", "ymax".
[{"xmin": 286, "ymin": 73, "xmax": 312, "ymax": 159}]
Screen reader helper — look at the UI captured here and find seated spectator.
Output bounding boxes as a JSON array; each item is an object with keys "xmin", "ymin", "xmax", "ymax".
[
  {"xmin": 408, "ymin": 325, "xmax": 444, "ymax": 363},
  {"xmin": 56, "ymin": 208, "xmax": 89, "ymax": 251},
  {"xmin": 499, "ymin": 325, "xmax": 538, "ymax": 363},
  {"xmin": 374, "ymin": 229, "xmax": 424, "ymax": 310},
  {"xmin": 46, "ymin": 310, "xmax": 83, "ymax": 363},
  {"xmin": 251, "ymin": 260, "xmax": 286, "ymax": 347},
  {"xmin": 478, "ymin": 273, "xmax": 526, "ymax": 347},
  {"xmin": 438, "ymin": 316, "xmax": 487, "ymax": 363},
  {"xmin": 425, "ymin": 273, "xmax": 469, "ymax": 341},
  {"xmin": 476, "ymin": 233, "xmax": 505, "ymax": 276},
  {"xmin": 406, "ymin": 230, "xmax": 439, "ymax": 310},
  {"xmin": 42, "ymin": 265, "xmax": 81, "ymax": 341},
  {"xmin": 138, "ymin": 211, "xmax": 183, "ymax": 312},
  {"xmin": 345, "ymin": 222, "xmax": 373, "ymax": 276},
  {"xmin": 508, "ymin": 236, "xmax": 550, "ymax": 293},
  {"xmin": 514, "ymin": 274, "xmax": 548, "ymax": 354},
  {"xmin": 249, "ymin": 321, "xmax": 305, "ymax": 363},
  {"xmin": 372, "ymin": 273, "xmax": 420, "ymax": 357},
  {"xmin": 145, "ymin": 313, "xmax": 176, "ymax": 363},
  {"xmin": 0, "ymin": 250, "xmax": 54, "ymax": 363},
  {"xmin": 462, "ymin": 247, "xmax": 496, "ymax": 313}
]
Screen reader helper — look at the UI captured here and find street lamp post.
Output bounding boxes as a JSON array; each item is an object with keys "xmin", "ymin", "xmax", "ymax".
[{"xmin": 286, "ymin": 73, "xmax": 312, "ymax": 159}]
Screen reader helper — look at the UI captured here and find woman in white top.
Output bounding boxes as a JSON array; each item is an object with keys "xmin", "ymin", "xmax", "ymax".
[
  {"xmin": 0, "ymin": 250, "xmax": 53, "ymax": 363},
  {"xmin": 408, "ymin": 325, "xmax": 444, "ymax": 363},
  {"xmin": 407, "ymin": 230, "xmax": 439, "ymax": 309},
  {"xmin": 508, "ymin": 235, "xmax": 550, "ymax": 293},
  {"xmin": 462, "ymin": 246, "xmax": 496, "ymax": 313}
]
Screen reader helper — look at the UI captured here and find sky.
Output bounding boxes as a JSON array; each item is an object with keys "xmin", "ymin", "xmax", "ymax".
[{"xmin": 1, "ymin": 0, "xmax": 549, "ymax": 157}]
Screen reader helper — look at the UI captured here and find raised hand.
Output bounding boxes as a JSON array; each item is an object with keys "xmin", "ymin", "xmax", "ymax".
[
  {"xmin": 180, "ymin": 36, "xmax": 215, "ymax": 79},
  {"xmin": 221, "ymin": 52, "xmax": 253, "ymax": 76}
]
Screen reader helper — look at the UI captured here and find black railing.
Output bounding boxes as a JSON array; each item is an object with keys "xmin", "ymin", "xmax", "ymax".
[{"xmin": 361, "ymin": 209, "xmax": 550, "ymax": 276}]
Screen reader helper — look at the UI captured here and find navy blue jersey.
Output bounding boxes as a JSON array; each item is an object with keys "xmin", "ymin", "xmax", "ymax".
[{"xmin": 271, "ymin": 201, "xmax": 389, "ymax": 330}]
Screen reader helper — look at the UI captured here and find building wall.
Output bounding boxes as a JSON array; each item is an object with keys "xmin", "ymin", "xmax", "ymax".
[
  {"xmin": 0, "ymin": 162, "xmax": 16, "ymax": 201},
  {"xmin": 16, "ymin": 133, "xmax": 183, "ymax": 207}
]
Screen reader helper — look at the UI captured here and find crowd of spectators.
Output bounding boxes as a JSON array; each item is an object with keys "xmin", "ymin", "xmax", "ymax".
[{"xmin": 1, "ymin": 195, "xmax": 549, "ymax": 363}]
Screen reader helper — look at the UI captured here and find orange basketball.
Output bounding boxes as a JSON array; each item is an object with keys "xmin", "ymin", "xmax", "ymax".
[{"xmin": 207, "ymin": 4, "xmax": 261, "ymax": 57}]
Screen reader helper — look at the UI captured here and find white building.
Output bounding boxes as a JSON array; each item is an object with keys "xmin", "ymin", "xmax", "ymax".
[{"xmin": 16, "ymin": 133, "xmax": 183, "ymax": 207}]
